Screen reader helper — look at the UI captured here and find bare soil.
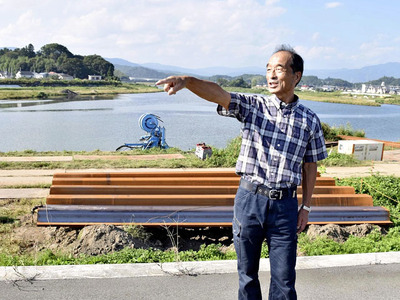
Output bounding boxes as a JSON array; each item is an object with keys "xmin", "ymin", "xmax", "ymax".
[
  {"xmin": 4, "ymin": 209, "xmax": 386, "ymax": 260},
  {"xmin": 5, "ymin": 211, "xmax": 235, "ymax": 258}
]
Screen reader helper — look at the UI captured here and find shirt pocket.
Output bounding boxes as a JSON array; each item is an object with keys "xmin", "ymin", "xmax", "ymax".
[{"xmin": 291, "ymin": 120, "xmax": 310, "ymax": 142}]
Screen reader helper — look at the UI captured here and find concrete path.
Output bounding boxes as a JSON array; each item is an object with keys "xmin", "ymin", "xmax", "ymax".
[
  {"xmin": 325, "ymin": 163, "xmax": 400, "ymax": 178},
  {"xmin": 1, "ymin": 252, "xmax": 399, "ymax": 300}
]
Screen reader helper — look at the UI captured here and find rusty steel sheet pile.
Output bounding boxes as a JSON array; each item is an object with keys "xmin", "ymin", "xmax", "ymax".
[{"xmin": 37, "ymin": 170, "xmax": 392, "ymax": 226}]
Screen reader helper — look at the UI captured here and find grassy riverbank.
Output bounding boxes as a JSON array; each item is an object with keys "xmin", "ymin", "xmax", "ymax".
[
  {"xmin": 0, "ymin": 82, "xmax": 160, "ymax": 100},
  {"xmin": 2, "ymin": 80, "xmax": 400, "ymax": 106},
  {"xmin": 0, "ymin": 140, "xmax": 368, "ymax": 171}
]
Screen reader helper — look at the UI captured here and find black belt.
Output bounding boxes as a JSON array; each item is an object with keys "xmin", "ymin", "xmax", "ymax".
[{"xmin": 239, "ymin": 179, "xmax": 297, "ymax": 200}]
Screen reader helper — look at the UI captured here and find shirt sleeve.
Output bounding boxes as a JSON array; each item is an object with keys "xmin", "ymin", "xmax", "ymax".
[
  {"xmin": 304, "ymin": 117, "xmax": 328, "ymax": 163},
  {"xmin": 217, "ymin": 93, "xmax": 254, "ymax": 123}
]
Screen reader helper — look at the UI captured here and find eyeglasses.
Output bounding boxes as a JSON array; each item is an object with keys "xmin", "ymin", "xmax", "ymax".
[{"xmin": 266, "ymin": 66, "xmax": 287, "ymax": 74}]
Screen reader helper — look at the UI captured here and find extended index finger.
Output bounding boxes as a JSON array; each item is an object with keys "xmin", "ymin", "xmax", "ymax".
[{"xmin": 155, "ymin": 77, "xmax": 173, "ymax": 86}]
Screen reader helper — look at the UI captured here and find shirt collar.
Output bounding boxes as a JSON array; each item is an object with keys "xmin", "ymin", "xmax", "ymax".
[{"xmin": 270, "ymin": 94, "xmax": 299, "ymax": 111}]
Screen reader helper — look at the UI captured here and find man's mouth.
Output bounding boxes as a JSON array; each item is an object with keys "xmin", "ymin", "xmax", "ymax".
[{"xmin": 269, "ymin": 82, "xmax": 278, "ymax": 88}]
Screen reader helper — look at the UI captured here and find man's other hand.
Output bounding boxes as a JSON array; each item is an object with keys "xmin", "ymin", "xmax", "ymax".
[
  {"xmin": 156, "ymin": 76, "xmax": 187, "ymax": 95},
  {"xmin": 297, "ymin": 209, "xmax": 309, "ymax": 233}
]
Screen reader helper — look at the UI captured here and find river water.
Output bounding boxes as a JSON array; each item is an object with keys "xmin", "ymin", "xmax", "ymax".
[{"xmin": 0, "ymin": 90, "xmax": 399, "ymax": 152}]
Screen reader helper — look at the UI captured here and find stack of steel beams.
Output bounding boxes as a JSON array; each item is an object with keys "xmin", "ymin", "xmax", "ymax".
[{"xmin": 37, "ymin": 170, "xmax": 391, "ymax": 226}]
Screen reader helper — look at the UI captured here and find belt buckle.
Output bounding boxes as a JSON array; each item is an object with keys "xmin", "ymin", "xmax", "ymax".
[{"xmin": 269, "ymin": 189, "xmax": 282, "ymax": 200}]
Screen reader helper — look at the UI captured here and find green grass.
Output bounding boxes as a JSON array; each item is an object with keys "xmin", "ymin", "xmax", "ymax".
[
  {"xmin": 0, "ymin": 83, "xmax": 160, "ymax": 100},
  {"xmin": 0, "ymin": 243, "xmax": 238, "ymax": 266},
  {"xmin": 297, "ymin": 227, "xmax": 400, "ymax": 256},
  {"xmin": 322, "ymin": 122, "xmax": 365, "ymax": 141},
  {"xmin": 0, "ymin": 143, "xmax": 241, "ymax": 170},
  {"xmin": 319, "ymin": 149, "xmax": 367, "ymax": 167},
  {"xmin": 336, "ymin": 175, "xmax": 400, "ymax": 226}
]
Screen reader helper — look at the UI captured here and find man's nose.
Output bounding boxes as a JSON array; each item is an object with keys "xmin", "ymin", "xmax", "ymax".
[{"xmin": 268, "ymin": 70, "xmax": 277, "ymax": 78}]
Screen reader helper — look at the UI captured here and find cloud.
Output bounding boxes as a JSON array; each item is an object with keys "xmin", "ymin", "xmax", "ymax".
[
  {"xmin": 325, "ymin": 2, "xmax": 343, "ymax": 8},
  {"xmin": 294, "ymin": 45, "xmax": 338, "ymax": 68},
  {"xmin": 358, "ymin": 41, "xmax": 396, "ymax": 60},
  {"xmin": 0, "ymin": 0, "xmax": 293, "ymax": 68},
  {"xmin": 311, "ymin": 32, "xmax": 320, "ymax": 41}
]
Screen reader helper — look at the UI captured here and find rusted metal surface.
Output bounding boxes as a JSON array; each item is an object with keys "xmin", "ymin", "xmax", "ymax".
[
  {"xmin": 46, "ymin": 193, "xmax": 372, "ymax": 207},
  {"xmin": 51, "ymin": 177, "xmax": 337, "ymax": 187},
  {"xmin": 51, "ymin": 177, "xmax": 241, "ymax": 186},
  {"xmin": 37, "ymin": 205, "xmax": 392, "ymax": 226},
  {"xmin": 53, "ymin": 170, "xmax": 240, "ymax": 178},
  {"xmin": 37, "ymin": 170, "xmax": 391, "ymax": 226},
  {"xmin": 49, "ymin": 185, "xmax": 354, "ymax": 195}
]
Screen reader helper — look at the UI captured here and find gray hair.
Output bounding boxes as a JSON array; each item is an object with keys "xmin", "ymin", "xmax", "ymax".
[{"xmin": 273, "ymin": 44, "xmax": 304, "ymax": 85}]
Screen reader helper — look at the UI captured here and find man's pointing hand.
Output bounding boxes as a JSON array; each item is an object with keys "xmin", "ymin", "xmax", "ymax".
[{"xmin": 156, "ymin": 76, "xmax": 187, "ymax": 95}]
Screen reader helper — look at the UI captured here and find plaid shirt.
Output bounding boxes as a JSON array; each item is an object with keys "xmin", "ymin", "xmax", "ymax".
[{"xmin": 217, "ymin": 93, "xmax": 327, "ymax": 189}]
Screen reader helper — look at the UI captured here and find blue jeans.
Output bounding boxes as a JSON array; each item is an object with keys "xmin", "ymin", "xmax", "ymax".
[{"xmin": 233, "ymin": 183, "xmax": 298, "ymax": 300}]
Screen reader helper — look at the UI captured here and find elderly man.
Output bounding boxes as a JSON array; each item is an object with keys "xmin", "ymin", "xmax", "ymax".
[{"xmin": 156, "ymin": 45, "xmax": 327, "ymax": 300}]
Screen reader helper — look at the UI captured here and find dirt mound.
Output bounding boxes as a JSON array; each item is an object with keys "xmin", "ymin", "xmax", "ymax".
[
  {"xmin": 306, "ymin": 224, "xmax": 386, "ymax": 243},
  {"xmin": 73, "ymin": 225, "xmax": 146, "ymax": 256},
  {"xmin": 10, "ymin": 218, "xmax": 385, "ymax": 259},
  {"xmin": 13, "ymin": 222, "xmax": 148, "ymax": 257},
  {"xmin": 11, "ymin": 219, "xmax": 233, "ymax": 258}
]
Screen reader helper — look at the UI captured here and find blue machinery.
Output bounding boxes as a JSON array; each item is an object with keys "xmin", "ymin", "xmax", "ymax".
[{"xmin": 116, "ymin": 113, "xmax": 169, "ymax": 151}]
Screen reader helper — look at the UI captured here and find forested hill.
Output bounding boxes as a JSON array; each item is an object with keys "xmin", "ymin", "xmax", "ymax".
[{"xmin": 0, "ymin": 43, "xmax": 114, "ymax": 79}]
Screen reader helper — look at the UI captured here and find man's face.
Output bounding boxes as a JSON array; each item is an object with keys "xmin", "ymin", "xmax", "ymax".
[{"xmin": 266, "ymin": 51, "xmax": 301, "ymax": 102}]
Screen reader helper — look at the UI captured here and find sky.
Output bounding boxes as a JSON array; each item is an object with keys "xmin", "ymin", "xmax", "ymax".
[{"xmin": 0, "ymin": 0, "xmax": 399, "ymax": 70}]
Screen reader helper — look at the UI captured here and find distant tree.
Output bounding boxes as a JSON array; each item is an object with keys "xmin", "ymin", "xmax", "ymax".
[
  {"xmin": 299, "ymin": 76, "xmax": 322, "ymax": 86},
  {"xmin": 366, "ymin": 76, "xmax": 400, "ymax": 86},
  {"xmin": 228, "ymin": 77, "xmax": 251, "ymax": 88},
  {"xmin": 19, "ymin": 44, "xmax": 35, "ymax": 58},
  {"xmin": 83, "ymin": 55, "xmax": 114, "ymax": 78},
  {"xmin": 59, "ymin": 57, "xmax": 88, "ymax": 78},
  {"xmin": 217, "ymin": 78, "xmax": 229, "ymax": 87},
  {"xmin": 39, "ymin": 43, "xmax": 74, "ymax": 60},
  {"xmin": 323, "ymin": 77, "xmax": 353, "ymax": 88},
  {"xmin": 0, "ymin": 43, "xmax": 116, "ymax": 79}
]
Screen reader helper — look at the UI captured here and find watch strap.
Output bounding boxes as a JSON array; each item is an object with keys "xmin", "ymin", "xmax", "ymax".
[{"xmin": 300, "ymin": 204, "xmax": 311, "ymax": 212}]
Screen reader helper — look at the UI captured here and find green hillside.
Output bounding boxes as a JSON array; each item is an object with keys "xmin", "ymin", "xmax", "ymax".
[{"xmin": 0, "ymin": 43, "xmax": 114, "ymax": 79}]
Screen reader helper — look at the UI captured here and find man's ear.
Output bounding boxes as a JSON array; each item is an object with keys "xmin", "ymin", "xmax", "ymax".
[{"xmin": 295, "ymin": 72, "xmax": 302, "ymax": 86}]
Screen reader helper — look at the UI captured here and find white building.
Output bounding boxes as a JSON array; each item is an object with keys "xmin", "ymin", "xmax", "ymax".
[
  {"xmin": 0, "ymin": 71, "xmax": 11, "ymax": 79},
  {"xmin": 58, "ymin": 73, "xmax": 74, "ymax": 80},
  {"xmin": 88, "ymin": 75, "xmax": 102, "ymax": 81},
  {"xmin": 15, "ymin": 70, "xmax": 34, "ymax": 79}
]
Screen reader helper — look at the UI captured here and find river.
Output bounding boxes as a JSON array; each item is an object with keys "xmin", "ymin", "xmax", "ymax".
[{"xmin": 0, "ymin": 90, "xmax": 399, "ymax": 152}]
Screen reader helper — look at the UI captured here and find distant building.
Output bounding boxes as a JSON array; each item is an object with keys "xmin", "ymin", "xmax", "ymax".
[
  {"xmin": 322, "ymin": 85, "xmax": 335, "ymax": 92},
  {"xmin": 45, "ymin": 72, "xmax": 74, "ymax": 80},
  {"xmin": 300, "ymin": 85, "xmax": 314, "ymax": 91},
  {"xmin": 0, "ymin": 71, "xmax": 11, "ymax": 79},
  {"xmin": 58, "ymin": 73, "xmax": 74, "ymax": 81},
  {"xmin": 15, "ymin": 70, "xmax": 34, "ymax": 79},
  {"xmin": 88, "ymin": 75, "xmax": 102, "ymax": 81},
  {"xmin": 34, "ymin": 72, "xmax": 50, "ymax": 79}
]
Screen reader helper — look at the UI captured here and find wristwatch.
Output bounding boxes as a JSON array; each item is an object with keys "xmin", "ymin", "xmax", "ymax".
[{"xmin": 300, "ymin": 204, "xmax": 311, "ymax": 212}]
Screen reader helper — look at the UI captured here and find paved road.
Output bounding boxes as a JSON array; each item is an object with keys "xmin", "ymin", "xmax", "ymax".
[{"xmin": 1, "ymin": 263, "xmax": 399, "ymax": 300}]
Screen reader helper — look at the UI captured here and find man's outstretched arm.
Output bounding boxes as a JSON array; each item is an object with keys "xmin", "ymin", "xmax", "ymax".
[{"xmin": 156, "ymin": 76, "xmax": 231, "ymax": 110}]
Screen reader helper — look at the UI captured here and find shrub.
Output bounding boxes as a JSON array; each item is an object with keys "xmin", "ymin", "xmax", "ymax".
[
  {"xmin": 336, "ymin": 175, "xmax": 400, "ymax": 226},
  {"xmin": 320, "ymin": 149, "xmax": 363, "ymax": 167},
  {"xmin": 321, "ymin": 122, "xmax": 365, "ymax": 141}
]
